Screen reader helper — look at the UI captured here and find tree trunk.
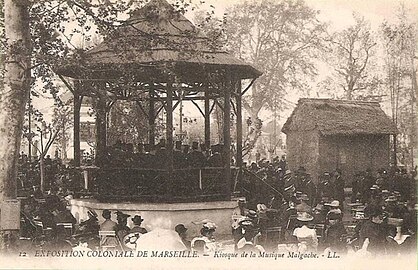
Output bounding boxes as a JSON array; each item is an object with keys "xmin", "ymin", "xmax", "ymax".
[
  {"xmin": 0, "ymin": 0, "xmax": 31, "ymax": 250},
  {"xmin": 39, "ymin": 157, "xmax": 45, "ymax": 192}
]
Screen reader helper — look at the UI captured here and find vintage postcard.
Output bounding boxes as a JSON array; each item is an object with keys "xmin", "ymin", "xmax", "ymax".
[{"xmin": 0, "ymin": 0, "xmax": 417, "ymax": 269}]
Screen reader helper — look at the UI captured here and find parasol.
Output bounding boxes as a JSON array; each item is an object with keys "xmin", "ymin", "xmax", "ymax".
[{"xmin": 135, "ymin": 228, "xmax": 187, "ymax": 251}]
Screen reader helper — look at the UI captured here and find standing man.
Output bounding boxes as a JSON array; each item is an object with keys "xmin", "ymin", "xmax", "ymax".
[
  {"xmin": 334, "ymin": 169, "xmax": 345, "ymax": 210},
  {"xmin": 278, "ymin": 155, "xmax": 287, "ymax": 172}
]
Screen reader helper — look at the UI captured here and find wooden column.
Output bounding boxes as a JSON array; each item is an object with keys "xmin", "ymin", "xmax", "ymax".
[
  {"xmin": 149, "ymin": 86, "xmax": 156, "ymax": 146},
  {"xmin": 223, "ymin": 81, "xmax": 232, "ymax": 198},
  {"xmin": 166, "ymin": 81, "xmax": 174, "ymax": 198},
  {"xmin": 95, "ymin": 97, "xmax": 107, "ymax": 167},
  {"xmin": 204, "ymin": 91, "xmax": 211, "ymax": 147},
  {"xmin": 236, "ymin": 80, "xmax": 243, "ymax": 168},
  {"xmin": 73, "ymin": 81, "xmax": 82, "ymax": 167}
]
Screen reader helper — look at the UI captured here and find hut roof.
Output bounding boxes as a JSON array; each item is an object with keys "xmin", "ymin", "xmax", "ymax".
[
  {"xmin": 56, "ymin": 0, "xmax": 261, "ymax": 81},
  {"xmin": 282, "ymin": 98, "xmax": 397, "ymax": 135}
]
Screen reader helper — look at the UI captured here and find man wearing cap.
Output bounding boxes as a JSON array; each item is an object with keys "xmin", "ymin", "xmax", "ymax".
[
  {"xmin": 130, "ymin": 215, "xmax": 147, "ymax": 234},
  {"xmin": 175, "ymin": 224, "xmax": 191, "ymax": 250}
]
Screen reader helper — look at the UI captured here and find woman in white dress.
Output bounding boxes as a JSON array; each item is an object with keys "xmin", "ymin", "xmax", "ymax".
[{"xmin": 292, "ymin": 212, "xmax": 318, "ymax": 252}]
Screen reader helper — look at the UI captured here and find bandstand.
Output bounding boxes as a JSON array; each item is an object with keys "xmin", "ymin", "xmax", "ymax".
[{"xmin": 55, "ymin": 0, "xmax": 261, "ymax": 235}]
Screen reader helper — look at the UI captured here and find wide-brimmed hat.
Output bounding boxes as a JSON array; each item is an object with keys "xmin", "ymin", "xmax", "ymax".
[
  {"xmin": 202, "ymin": 221, "xmax": 217, "ymax": 230},
  {"xmin": 238, "ymin": 198, "xmax": 246, "ymax": 203},
  {"xmin": 174, "ymin": 224, "xmax": 188, "ymax": 234},
  {"xmin": 296, "ymin": 212, "xmax": 314, "ymax": 222},
  {"xmin": 116, "ymin": 211, "xmax": 130, "ymax": 219},
  {"xmin": 393, "ymin": 191, "xmax": 401, "ymax": 197},
  {"xmin": 132, "ymin": 215, "xmax": 144, "ymax": 223},
  {"xmin": 385, "ymin": 196, "xmax": 397, "ymax": 202},
  {"xmin": 284, "ymin": 170, "xmax": 292, "ymax": 177},
  {"xmin": 329, "ymin": 200, "xmax": 340, "ymax": 207},
  {"xmin": 370, "ymin": 185, "xmax": 380, "ymax": 190},
  {"xmin": 239, "ymin": 220, "xmax": 254, "ymax": 227},
  {"xmin": 257, "ymin": 204, "xmax": 268, "ymax": 213},
  {"xmin": 353, "ymin": 211, "xmax": 367, "ymax": 220},
  {"xmin": 247, "ymin": 210, "xmax": 258, "ymax": 219},
  {"xmin": 297, "ymin": 194, "xmax": 309, "ymax": 201}
]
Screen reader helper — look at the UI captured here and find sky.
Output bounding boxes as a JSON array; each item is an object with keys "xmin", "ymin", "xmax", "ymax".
[{"xmin": 33, "ymin": 0, "xmax": 418, "ymax": 133}]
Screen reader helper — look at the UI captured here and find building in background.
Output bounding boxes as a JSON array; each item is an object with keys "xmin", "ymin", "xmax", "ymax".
[{"xmin": 282, "ymin": 98, "xmax": 397, "ymax": 184}]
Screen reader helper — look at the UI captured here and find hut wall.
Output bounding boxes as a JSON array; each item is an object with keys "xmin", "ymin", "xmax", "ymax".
[
  {"xmin": 318, "ymin": 134, "xmax": 391, "ymax": 185},
  {"xmin": 286, "ymin": 130, "xmax": 320, "ymax": 183}
]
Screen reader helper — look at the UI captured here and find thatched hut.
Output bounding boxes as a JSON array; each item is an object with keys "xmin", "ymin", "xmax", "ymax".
[{"xmin": 282, "ymin": 98, "xmax": 397, "ymax": 184}]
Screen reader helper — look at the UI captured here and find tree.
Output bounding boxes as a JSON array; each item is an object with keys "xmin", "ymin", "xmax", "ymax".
[
  {"xmin": 321, "ymin": 14, "xmax": 379, "ymax": 100},
  {"xmin": 381, "ymin": 5, "xmax": 417, "ymax": 168},
  {"xmin": 224, "ymin": 0, "xmax": 326, "ymax": 134},
  {"xmin": 52, "ymin": 96, "xmax": 73, "ymax": 162},
  {"xmin": 0, "ymin": 0, "xmax": 31, "ymax": 250}
]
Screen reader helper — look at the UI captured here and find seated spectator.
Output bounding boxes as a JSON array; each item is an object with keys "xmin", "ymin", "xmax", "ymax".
[
  {"xmin": 54, "ymin": 203, "xmax": 76, "ymax": 225},
  {"xmin": 130, "ymin": 215, "xmax": 147, "ymax": 234},
  {"xmin": 292, "ymin": 212, "xmax": 318, "ymax": 252},
  {"xmin": 100, "ymin": 209, "xmax": 117, "ymax": 231},
  {"xmin": 236, "ymin": 220, "xmax": 264, "ymax": 253},
  {"xmin": 78, "ymin": 210, "xmax": 100, "ymax": 235},
  {"xmin": 191, "ymin": 221, "xmax": 218, "ymax": 255},
  {"xmin": 295, "ymin": 194, "xmax": 312, "ymax": 214},
  {"xmin": 115, "ymin": 211, "xmax": 131, "ymax": 240},
  {"xmin": 175, "ymin": 224, "xmax": 191, "ymax": 250},
  {"xmin": 323, "ymin": 210, "xmax": 347, "ymax": 253},
  {"xmin": 358, "ymin": 205, "xmax": 387, "ymax": 255}
]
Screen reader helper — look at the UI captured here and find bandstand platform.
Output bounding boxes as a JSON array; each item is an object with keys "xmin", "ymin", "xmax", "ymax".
[{"xmin": 55, "ymin": 0, "xmax": 262, "ymax": 237}]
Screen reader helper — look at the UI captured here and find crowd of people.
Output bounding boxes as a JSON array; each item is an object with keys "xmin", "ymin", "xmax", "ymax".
[
  {"xmin": 16, "ymin": 148, "xmax": 417, "ymax": 257},
  {"xmin": 17, "ymin": 152, "xmax": 84, "ymax": 197},
  {"xmin": 106, "ymin": 139, "xmax": 226, "ymax": 169},
  {"xmin": 233, "ymin": 156, "xmax": 417, "ymax": 257}
]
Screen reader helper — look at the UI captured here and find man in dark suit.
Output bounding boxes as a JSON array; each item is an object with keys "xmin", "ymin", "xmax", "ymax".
[
  {"xmin": 186, "ymin": 142, "xmax": 206, "ymax": 168},
  {"xmin": 333, "ymin": 169, "xmax": 345, "ymax": 209},
  {"xmin": 173, "ymin": 141, "xmax": 186, "ymax": 168}
]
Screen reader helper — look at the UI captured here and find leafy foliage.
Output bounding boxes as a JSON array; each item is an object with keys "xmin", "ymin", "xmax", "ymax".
[
  {"xmin": 321, "ymin": 13, "xmax": 379, "ymax": 100},
  {"xmin": 225, "ymin": 0, "xmax": 326, "ymax": 117}
]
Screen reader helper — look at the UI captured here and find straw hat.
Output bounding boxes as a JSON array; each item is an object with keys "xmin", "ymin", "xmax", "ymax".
[{"xmin": 296, "ymin": 212, "xmax": 314, "ymax": 222}]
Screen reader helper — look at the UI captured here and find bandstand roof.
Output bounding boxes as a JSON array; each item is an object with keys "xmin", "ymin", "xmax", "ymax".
[{"xmin": 55, "ymin": 0, "xmax": 262, "ymax": 83}]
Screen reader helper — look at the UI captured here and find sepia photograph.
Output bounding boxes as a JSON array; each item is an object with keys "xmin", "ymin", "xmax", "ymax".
[{"xmin": 0, "ymin": 0, "xmax": 417, "ymax": 269}]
